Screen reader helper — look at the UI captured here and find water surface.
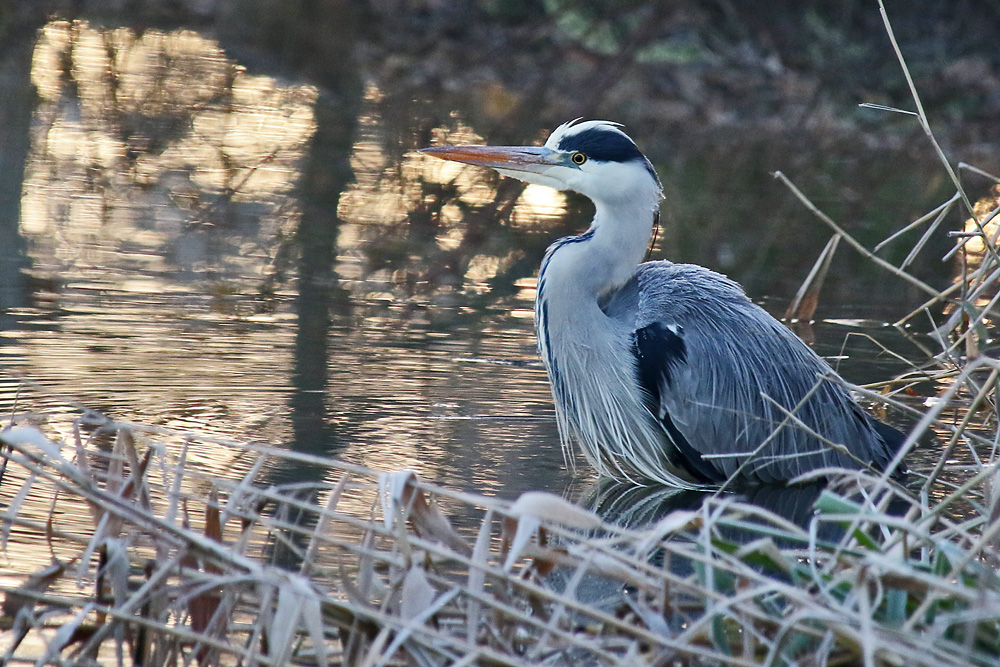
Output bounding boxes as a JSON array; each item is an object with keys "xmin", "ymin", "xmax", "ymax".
[{"xmin": 0, "ymin": 18, "xmax": 987, "ymax": 529}]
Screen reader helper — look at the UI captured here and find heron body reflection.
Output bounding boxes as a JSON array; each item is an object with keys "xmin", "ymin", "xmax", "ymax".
[{"xmin": 422, "ymin": 120, "xmax": 906, "ymax": 488}]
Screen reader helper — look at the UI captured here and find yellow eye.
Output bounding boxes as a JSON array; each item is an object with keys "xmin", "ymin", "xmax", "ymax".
[{"xmin": 571, "ymin": 152, "xmax": 587, "ymax": 165}]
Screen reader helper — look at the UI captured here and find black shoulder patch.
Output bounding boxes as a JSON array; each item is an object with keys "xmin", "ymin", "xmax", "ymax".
[
  {"xmin": 631, "ymin": 322, "xmax": 719, "ymax": 483},
  {"xmin": 558, "ymin": 127, "xmax": 644, "ymax": 163},
  {"xmin": 632, "ymin": 322, "xmax": 687, "ymax": 392}
]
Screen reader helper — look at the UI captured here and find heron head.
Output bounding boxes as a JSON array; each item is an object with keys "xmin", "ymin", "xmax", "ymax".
[{"xmin": 420, "ymin": 120, "xmax": 662, "ymax": 203}]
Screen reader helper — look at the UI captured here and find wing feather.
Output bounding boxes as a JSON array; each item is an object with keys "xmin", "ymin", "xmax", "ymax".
[{"xmin": 605, "ymin": 260, "xmax": 902, "ymax": 483}]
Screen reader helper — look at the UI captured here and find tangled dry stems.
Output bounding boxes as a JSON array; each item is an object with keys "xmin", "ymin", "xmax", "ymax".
[{"xmin": 0, "ymin": 340, "xmax": 999, "ymax": 667}]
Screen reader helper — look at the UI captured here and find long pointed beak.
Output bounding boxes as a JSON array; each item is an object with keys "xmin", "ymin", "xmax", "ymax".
[{"xmin": 418, "ymin": 145, "xmax": 556, "ymax": 174}]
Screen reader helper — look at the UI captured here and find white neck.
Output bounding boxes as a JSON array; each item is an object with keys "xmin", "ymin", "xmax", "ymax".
[{"xmin": 541, "ymin": 188, "xmax": 660, "ymax": 301}]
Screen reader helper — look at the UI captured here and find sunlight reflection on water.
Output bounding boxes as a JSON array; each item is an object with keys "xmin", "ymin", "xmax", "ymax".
[{"xmin": 5, "ymin": 20, "xmax": 578, "ymax": 513}]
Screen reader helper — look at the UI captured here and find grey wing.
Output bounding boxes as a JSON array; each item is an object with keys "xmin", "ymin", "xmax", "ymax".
[{"xmin": 607, "ymin": 261, "xmax": 897, "ymax": 484}]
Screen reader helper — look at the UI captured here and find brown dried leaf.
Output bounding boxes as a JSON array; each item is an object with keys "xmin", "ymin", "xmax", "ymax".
[
  {"xmin": 190, "ymin": 594, "xmax": 219, "ymax": 655},
  {"xmin": 204, "ymin": 488, "xmax": 223, "ymax": 572},
  {"xmin": 180, "ymin": 499, "xmax": 197, "ymax": 571},
  {"xmin": 407, "ymin": 488, "xmax": 472, "ymax": 557},
  {"xmin": 1, "ymin": 560, "xmax": 65, "ymax": 617},
  {"xmin": 967, "ymin": 323, "xmax": 981, "ymax": 359},
  {"xmin": 190, "ymin": 491, "xmax": 224, "ymax": 641},
  {"xmin": 117, "ymin": 429, "xmax": 153, "ymax": 511},
  {"xmin": 500, "ymin": 516, "xmax": 518, "ymax": 563},
  {"xmin": 384, "ymin": 471, "xmax": 471, "ymax": 556},
  {"xmin": 504, "ymin": 515, "xmax": 540, "ymax": 571}
]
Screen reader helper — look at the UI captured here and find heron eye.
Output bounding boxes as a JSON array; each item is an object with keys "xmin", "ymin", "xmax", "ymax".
[{"xmin": 571, "ymin": 152, "xmax": 587, "ymax": 165}]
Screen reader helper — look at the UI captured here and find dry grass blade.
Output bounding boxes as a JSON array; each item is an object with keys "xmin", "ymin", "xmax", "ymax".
[
  {"xmin": 2, "ymin": 470, "xmax": 36, "ymax": 553},
  {"xmin": 300, "ymin": 474, "xmax": 348, "ymax": 575},
  {"xmin": 900, "ymin": 199, "xmax": 952, "ymax": 271},
  {"xmin": 508, "ymin": 491, "xmax": 602, "ymax": 529},
  {"xmin": 958, "ymin": 162, "xmax": 1000, "ymax": 183},
  {"xmin": 877, "ymin": 0, "xmax": 974, "ymax": 217},
  {"xmin": 0, "ymin": 380, "xmax": 1000, "ymax": 665},
  {"xmin": 466, "ymin": 508, "xmax": 493, "ymax": 645},
  {"xmin": 785, "ymin": 233, "xmax": 840, "ymax": 321},
  {"xmin": 875, "ymin": 192, "xmax": 961, "ymax": 253}
]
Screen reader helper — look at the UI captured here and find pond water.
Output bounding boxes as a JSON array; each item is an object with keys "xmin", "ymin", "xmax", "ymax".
[{"xmin": 0, "ymin": 17, "xmax": 993, "ymax": 526}]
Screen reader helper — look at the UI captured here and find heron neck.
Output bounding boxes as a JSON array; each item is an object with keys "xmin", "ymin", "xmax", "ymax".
[
  {"xmin": 544, "ymin": 194, "xmax": 658, "ymax": 301},
  {"xmin": 594, "ymin": 195, "xmax": 659, "ymax": 289}
]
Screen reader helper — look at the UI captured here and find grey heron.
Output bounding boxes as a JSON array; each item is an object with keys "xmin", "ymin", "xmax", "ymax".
[{"xmin": 421, "ymin": 120, "xmax": 906, "ymax": 488}]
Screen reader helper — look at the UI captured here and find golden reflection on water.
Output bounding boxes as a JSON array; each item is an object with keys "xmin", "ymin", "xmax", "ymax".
[
  {"xmin": 955, "ymin": 184, "xmax": 1000, "ymax": 329},
  {"xmin": 5, "ymin": 19, "xmax": 570, "ymax": 518},
  {"xmin": 12, "ymin": 18, "xmax": 316, "ymax": 453},
  {"xmin": 341, "ymin": 97, "xmax": 567, "ymax": 230},
  {"xmin": 338, "ymin": 93, "xmax": 567, "ymax": 294},
  {"xmin": 22, "ymin": 20, "xmax": 316, "ymax": 279}
]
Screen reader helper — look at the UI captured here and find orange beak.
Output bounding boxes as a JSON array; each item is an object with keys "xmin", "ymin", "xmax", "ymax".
[{"xmin": 418, "ymin": 145, "xmax": 557, "ymax": 173}]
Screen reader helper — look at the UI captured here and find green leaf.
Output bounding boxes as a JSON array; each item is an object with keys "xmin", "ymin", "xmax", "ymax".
[
  {"xmin": 884, "ymin": 589, "xmax": 908, "ymax": 626},
  {"xmin": 711, "ymin": 615, "xmax": 732, "ymax": 656},
  {"xmin": 814, "ymin": 490, "xmax": 863, "ymax": 515},
  {"xmin": 850, "ymin": 527, "xmax": 881, "ymax": 552},
  {"xmin": 813, "ymin": 491, "xmax": 880, "ymax": 551}
]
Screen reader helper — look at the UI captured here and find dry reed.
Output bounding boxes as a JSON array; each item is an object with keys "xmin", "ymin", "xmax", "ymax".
[{"xmin": 1, "ymin": 373, "xmax": 999, "ymax": 666}]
